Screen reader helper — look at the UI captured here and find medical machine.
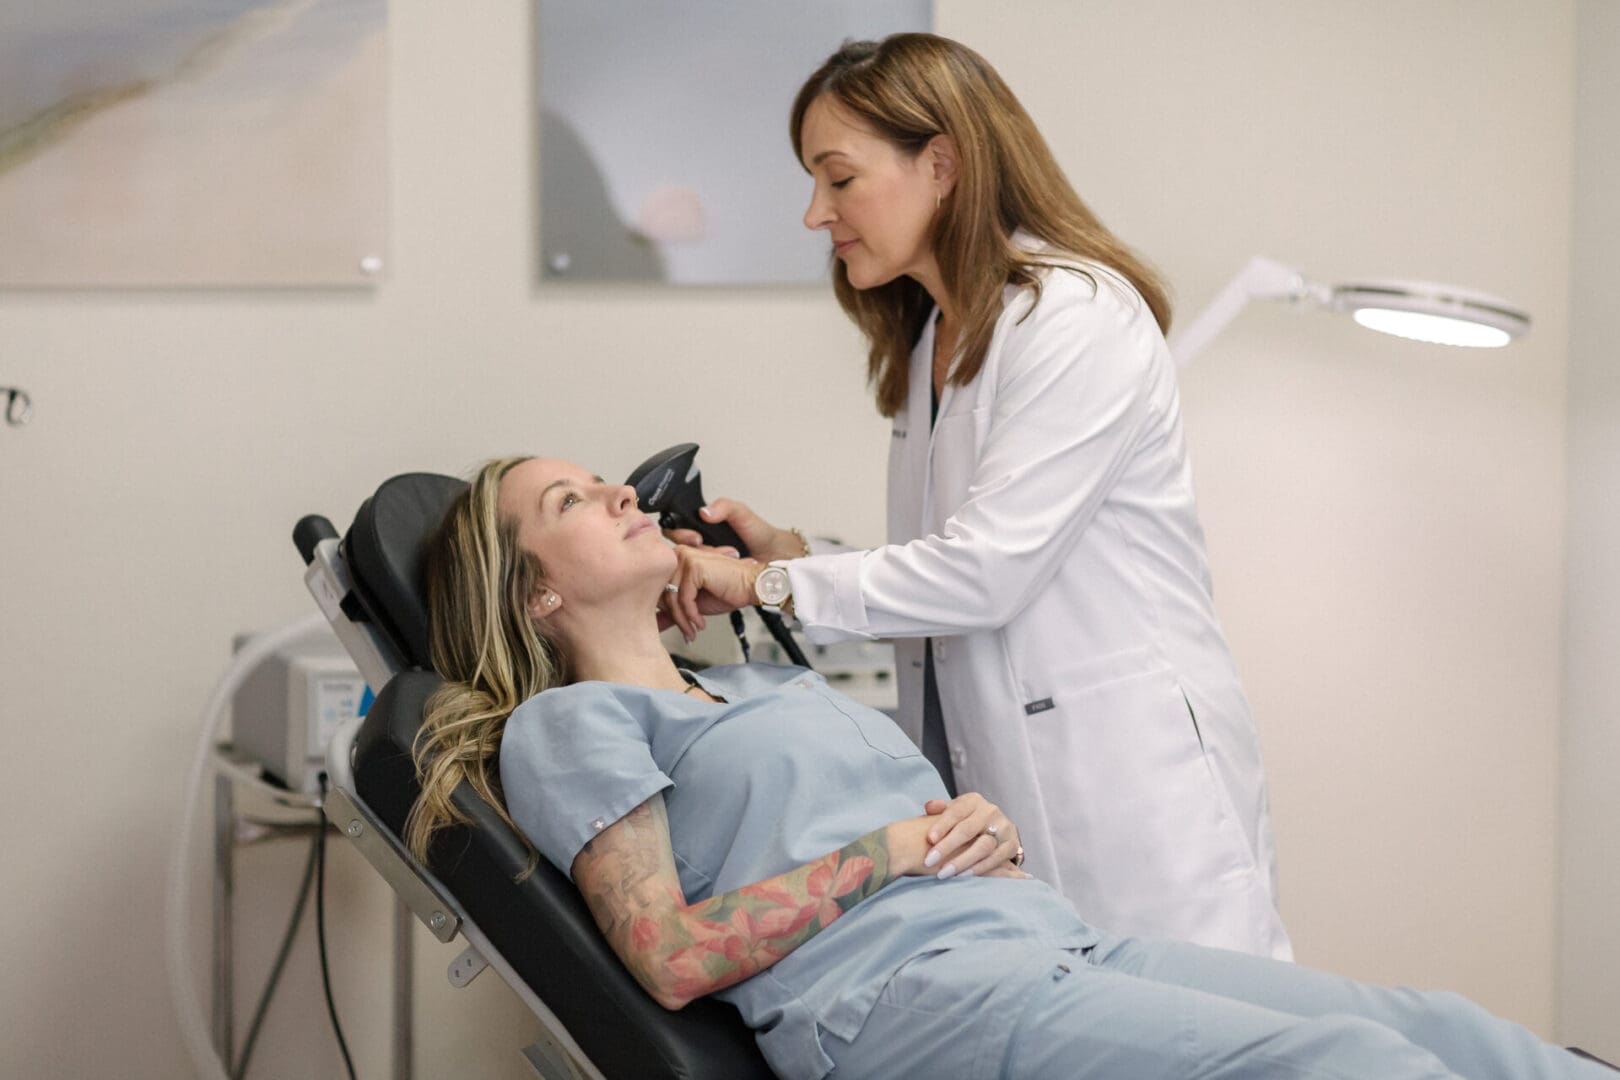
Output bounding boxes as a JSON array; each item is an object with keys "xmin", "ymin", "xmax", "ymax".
[
  {"xmin": 231, "ymin": 630, "xmax": 367, "ymax": 796},
  {"xmin": 627, "ymin": 442, "xmax": 810, "ymax": 668}
]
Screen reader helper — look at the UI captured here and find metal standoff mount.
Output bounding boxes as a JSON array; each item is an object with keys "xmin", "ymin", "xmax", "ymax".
[{"xmin": 3, "ymin": 386, "xmax": 31, "ymax": 427}]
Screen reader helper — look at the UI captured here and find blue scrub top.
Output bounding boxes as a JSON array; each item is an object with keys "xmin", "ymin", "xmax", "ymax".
[{"xmin": 500, "ymin": 663, "xmax": 1099, "ymax": 1080}]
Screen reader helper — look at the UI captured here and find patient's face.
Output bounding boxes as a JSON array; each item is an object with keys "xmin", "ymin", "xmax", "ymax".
[{"xmin": 497, "ymin": 458, "xmax": 674, "ymax": 610}]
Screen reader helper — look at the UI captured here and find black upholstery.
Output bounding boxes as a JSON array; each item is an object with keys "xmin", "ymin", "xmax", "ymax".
[
  {"xmin": 356, "ymin": 673, "xmax": 769, "ymax": 1080},
  {"xmin": 344, "ymin": 472, "xmax": 468, "ymax": 668},
  {"xmin": 338, "ymin": 473, "xmax": 773, "ymax": 1080}
]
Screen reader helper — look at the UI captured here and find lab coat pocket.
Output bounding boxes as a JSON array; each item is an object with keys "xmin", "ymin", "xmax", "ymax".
[
  {"xmin": 1022, "ymin": 652, "xmax": 1256, "ymax": 933},
  {"xmin": 815, "ymin": 686, "xmax": 921, "ymax": 760}
]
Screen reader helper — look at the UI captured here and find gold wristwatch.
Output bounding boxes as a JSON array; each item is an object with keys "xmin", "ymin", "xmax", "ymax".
[{"xmin": 753, "ymin": 562, "xmax": 792, "ymax": 614}]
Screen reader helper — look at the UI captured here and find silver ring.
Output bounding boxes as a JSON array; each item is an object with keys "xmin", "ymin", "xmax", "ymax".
[
  {"xmin": 985, "ymin": 824, "xmax": 1000, "ymax": 839},
  {"xmin": 663, "ymin": 583, "xmax": 679, "ymax": 593}
]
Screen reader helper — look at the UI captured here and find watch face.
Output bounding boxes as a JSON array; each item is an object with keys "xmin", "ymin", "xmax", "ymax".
[{"xmin": 756, "ymin": 566, "xmax": 791, "ymax": 606}]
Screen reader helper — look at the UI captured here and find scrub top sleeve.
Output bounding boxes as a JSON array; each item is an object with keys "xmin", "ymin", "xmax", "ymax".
[
  {"xmin": 499, "ymin": 689, "xmax": 673, "ymax": 880},
  {"xmin": 813, "ymin": 280, "xmax": 1162, "ymax": 640}
]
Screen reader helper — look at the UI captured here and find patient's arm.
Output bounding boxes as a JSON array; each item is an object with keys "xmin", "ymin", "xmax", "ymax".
[{"xmin": 572, "ymin": 794, "xmax": 928, "ymax": 1010}]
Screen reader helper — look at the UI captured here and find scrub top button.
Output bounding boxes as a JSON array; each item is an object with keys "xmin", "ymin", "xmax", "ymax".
[
  {"xmin": 951, "ymin": 748, "xmax": 967, "ymax": 767},
  {"xmin": 591, "ymin": 817, "xmax": 607, "ymax": 832},
  {"xmin": 933, "ymin": 640, "xmax": 946, "ymax": 662}
]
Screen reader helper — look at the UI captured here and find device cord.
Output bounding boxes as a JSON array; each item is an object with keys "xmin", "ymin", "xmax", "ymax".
[
  {"xmin": 729, "ymin": 611, "xmax": 752, "ymax": 662},
  {"xmin": 315, "ymin": 778, "xmax": 358, "ymax": 1080},
  {"xmin": 232, "ymin": 826, "xmax": 321, "ymax": 1080}
]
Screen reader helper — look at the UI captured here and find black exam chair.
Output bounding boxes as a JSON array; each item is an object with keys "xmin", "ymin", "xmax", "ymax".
[
  {"xmin": 295, "ymin": 472, "xmax": 773, "ymax": 1080},
  {"xmin": 293, "ymin": 472, "xmax": 1618, "ymax": 1080}
]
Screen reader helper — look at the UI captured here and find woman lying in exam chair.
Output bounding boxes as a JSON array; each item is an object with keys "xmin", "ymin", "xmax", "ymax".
[{"xmin": 401, "ymin": 454, "xmax": 1611, "ymax": 1080}]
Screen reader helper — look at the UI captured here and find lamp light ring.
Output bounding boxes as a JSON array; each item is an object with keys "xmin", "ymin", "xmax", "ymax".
[
  {"xmin": 1168, "ymin": 256, "xmax": 1534, "ymax": 367},
  {"xmin": 1328, "ymin": 281, "xmax": 1531, "ymax": 338}
]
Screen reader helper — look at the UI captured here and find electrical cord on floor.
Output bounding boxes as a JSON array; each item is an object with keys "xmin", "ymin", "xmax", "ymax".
[
  {"xmin": 232, "ymin": 827, "xmax": 321, "ymax": 1080},
  {"xmin": 316, "ymin": 775, "xmax": 358, "ymax": 1080}
]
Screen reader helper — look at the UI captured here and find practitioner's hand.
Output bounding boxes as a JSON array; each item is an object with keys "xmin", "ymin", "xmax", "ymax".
[
  {"xmin": 921, "ymin": 793, "xmax": 1027, "ymax": 880},
  {"xmin": 662, "ymin": 545, "xmax": 761, "ymax": 644},
  {"xmin": 665, "ymin": 498, "xmax": 806, "ymax": 564}
]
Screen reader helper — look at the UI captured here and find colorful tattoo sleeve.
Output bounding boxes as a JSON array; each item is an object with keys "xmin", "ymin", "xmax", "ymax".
[{"xmin": 571, "ymin": 794, "xmax": 901, "ymax": 1009}]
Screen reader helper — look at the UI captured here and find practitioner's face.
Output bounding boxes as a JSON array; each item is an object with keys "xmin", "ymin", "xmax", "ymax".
[
  {"xmin": 799, "ymin": 95, "xmax": 951, "ymax": 291},
  {"xmin": 497, "ymin": 458, "xmax": 674, "ymax": 620}
]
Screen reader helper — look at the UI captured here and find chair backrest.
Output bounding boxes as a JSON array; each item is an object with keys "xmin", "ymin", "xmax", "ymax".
[
  {"xmin": 339, "ymin": 473, "xmax": 772, "ymax": 1080},
  {"xmin": 343, "ymin": 472, "xmax": 467, "ymax": 669}
]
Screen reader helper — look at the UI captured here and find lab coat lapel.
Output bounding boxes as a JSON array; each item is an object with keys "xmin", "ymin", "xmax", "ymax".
[
  {"xmin": 921, "ymin": 309, "xmax": 952, "ymax": 530},
  {"xmin": 892, "ymin": 308, "xmax": 936, "ymax": 541}
]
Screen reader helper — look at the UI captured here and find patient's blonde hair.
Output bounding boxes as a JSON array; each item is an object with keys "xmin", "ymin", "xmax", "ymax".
[{"xmin": 403, "ymin": 456, "xmax": 566, "ymax": 874}]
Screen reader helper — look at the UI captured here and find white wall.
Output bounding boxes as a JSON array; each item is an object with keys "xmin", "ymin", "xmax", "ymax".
[
  {"xmin": 0, "ymin": 3, "xmax": 1588, "ymax": 1077},
  {"xmin": 1560, "ymin": 0, "xmax": 1620, "ymax": 1062}
]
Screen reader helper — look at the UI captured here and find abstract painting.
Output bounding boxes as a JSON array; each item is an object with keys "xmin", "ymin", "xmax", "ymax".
[
  {"xmin": 0, "ymin": 0, "xmax": 386, "ymax": 287},
  {"xmin": 539, "ymin": 0, "xmax": 933, "ymax": 285}
]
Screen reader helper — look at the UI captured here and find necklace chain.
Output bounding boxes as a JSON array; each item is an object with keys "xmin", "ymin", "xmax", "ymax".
[{"xmin": 677, "ymin": 671, "xmax": 725, "ymax": 703}]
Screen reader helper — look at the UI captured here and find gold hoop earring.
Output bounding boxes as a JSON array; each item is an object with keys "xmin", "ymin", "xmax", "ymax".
[{"xmin": 936, "ymin": 191, "xmax": 942, "ymax": 211}]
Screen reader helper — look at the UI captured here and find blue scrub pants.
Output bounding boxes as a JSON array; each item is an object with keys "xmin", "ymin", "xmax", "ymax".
[{"xmin": 819, "ymin": 935, "xmax": 1609, "ymax": 1080}]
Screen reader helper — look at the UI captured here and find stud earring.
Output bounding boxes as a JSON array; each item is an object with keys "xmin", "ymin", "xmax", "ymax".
[{"xmin": 545, "ymin": 595, "xmax": 558, "ymax": 606}]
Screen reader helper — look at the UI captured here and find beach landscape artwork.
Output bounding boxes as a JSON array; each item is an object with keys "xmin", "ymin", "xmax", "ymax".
[{"xmin": 0, "ymin": 0, "xmax": 386, "ymax": 287}]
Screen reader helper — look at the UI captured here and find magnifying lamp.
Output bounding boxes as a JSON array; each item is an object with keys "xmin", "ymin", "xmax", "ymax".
[{"xmin": 1168, "ymin": 255, "xmax": 1532, "ymax": 368}]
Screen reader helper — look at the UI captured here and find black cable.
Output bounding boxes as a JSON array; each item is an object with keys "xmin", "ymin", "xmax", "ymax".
[
  {"xmin": 757, "ymin": 607, "xmax": 810, "ymax": 668},
  {"xmin": 315, "ymin": 777, "xmax": 358, "ymax": 1080},
  {"xmin": 232, "ymin": 826, "xmax": 321, "ymax": 1080}
]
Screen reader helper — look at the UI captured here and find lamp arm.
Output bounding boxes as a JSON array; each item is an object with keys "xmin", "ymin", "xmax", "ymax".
[{"xmin": 1168, "ymin": 256, "xmax": 1315, "ymax": 369}]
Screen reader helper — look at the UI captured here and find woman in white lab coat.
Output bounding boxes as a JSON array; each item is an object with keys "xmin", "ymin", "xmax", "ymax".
[{"xmin": 667, "ymin": 33, "xmax": 1292, "ymax": 959}]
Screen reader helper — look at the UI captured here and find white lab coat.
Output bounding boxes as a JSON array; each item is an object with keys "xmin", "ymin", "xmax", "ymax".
[{"xmin": 787, "ymin": 253, "xmax": 1293, "ymax": 959}]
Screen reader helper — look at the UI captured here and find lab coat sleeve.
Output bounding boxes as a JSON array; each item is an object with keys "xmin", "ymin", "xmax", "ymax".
[
  {"xmin": 788, "ymin": 284, "xmax": 1160, "ymax": 642},
  {"xmin": 805, "ymin": 535, "xmax": 854, "ymax": 557}
]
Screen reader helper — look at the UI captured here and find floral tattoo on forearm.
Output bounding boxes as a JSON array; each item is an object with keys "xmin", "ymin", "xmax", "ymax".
[{"xmin": 574, "ymin": 796, "xmax": 897, "ymax": 1008}]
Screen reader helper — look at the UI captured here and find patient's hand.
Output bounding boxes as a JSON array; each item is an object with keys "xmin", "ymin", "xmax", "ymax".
[
  {"xmin": 892, "ymin": 794, "xmax": 1030, "ymax": 881},
  {"xmin": 662, "ymin": 545, "xmax": 761, "ymax": 643}
]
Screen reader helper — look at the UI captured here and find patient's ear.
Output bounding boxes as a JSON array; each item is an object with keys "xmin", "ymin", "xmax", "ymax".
[{"xmin": 528, "ymin": 589, "xmax": 561, "ymax": 621}]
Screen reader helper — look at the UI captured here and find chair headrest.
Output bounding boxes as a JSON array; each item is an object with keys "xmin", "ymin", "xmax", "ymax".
[{"xmin": 345, "ymin": 472, "xmax": 467, "ymax": 669}]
